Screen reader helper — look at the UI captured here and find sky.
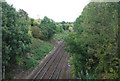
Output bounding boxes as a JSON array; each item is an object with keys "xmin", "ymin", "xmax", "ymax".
[{"xmin": 5, "ymin": 0, "xmax": 90, "ymax": 22}]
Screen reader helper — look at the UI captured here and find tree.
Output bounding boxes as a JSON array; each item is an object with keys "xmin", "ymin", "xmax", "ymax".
[
  {"xmin": 39, "ymin": 16, "xmax": 57, "ymax": 40},
  {"xmin": 18, "ymin": 9, "xmax": 28, "ymax": 19},
  {"xmin": 56, "ymin": 23, "xmax": 64, "ymax": 33},
  {"xmin": 2, "ymin": 2, "xmax": 31, "ymax": 71},
  {"xmin": 65, "ymin": 2, "xmax": 119, "ymax": 79},
  {"xmin": 31, "ymin": 26, "xmax": 41, "ymax": 39},
  {"xmin": 30, "ymin": 18, "xmax": 41, "ymax": 27}
]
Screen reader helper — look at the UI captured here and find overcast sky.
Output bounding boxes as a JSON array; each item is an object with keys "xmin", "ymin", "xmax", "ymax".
[{"xmin": 5, "ymin": 0, "xmax": 90, "ymax": 22}]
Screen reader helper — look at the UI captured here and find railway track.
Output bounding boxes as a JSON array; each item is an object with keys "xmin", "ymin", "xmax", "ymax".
[{"xmin": 32, "ymin": 41, "xmax": 69, "ymax": 81}]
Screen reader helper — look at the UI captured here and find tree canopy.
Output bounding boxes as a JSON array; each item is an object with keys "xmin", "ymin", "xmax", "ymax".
[
  {"xmin": 65, "ymin": 2, "xmax": 119, "ymax": 79},
  {"xmin": 39, "ymin": 16, "xmax": 57, "ymax": 40},
  {"xmin": 2, "ymin": 2, "xmax": 31, "ymax": 68}
]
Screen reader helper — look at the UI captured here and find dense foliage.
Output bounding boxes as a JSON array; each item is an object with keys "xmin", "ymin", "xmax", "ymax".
[
  {"xmin": 31, "ymin": 26, "xmax": 41, "ymax": 39},
  {"xmin": 1, "ymin": 2, "xmax": 55, "ymax": 79},
  {"xmin": 31, "ymin": 38, "xmax": 53, "ymax": 61},
  {"xmin": 2, "ymin": 2, "xmax": 31, "ymax": 68},
  {"xmin": 3, "ymin": 0, "xmax": 120, "ymax": 80},
  {"xmin": 39, "ymin": 16, "xmax": 57, "ymax": 40},
  {"xmin": 65, "ymin": 2, "xmax": 119, "ymax": 79}
]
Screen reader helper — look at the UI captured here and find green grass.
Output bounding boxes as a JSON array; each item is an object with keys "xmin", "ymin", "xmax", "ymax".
[
  {"xmin": 31, "ymin": 38, "xmax": 53, "ymax": 60},
  {"xmin": 20, "ymin": 38, "xmax": 53, "ymax": 70},
  {"xmin": 22, "ymin": 58, "xmax": 39, "ymax": 70}
]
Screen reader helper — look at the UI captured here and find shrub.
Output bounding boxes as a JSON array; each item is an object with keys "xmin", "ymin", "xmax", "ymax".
[
  {"xmin": 23, "ymin": 58, "xmax": 39, "ymax": 70},
  {"xmin": 31, "ymin": 26, "xmax": 41, "ymax": 39}
]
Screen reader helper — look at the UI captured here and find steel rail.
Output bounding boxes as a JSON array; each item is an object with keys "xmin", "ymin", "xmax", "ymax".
[{"xmin": 32, "ymin": 41, "xmax": 64, "ymax": 81}]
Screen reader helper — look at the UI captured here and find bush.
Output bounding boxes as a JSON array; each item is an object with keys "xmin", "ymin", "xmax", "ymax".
[
  {"xmin": 31, "ymin": 26, "xmax": 41, "ymax": 39},
  {"xmin": 52, "ymin": 31, "xmax": 69, "ymax": 41},
  {"xmin": 23, "ymin": 58, "xmax": 39, "ymax": 70},
  {"xmin": 5, "ymin": 72, "xmax": 14, "ymax": 79},
  {"xmin": 31, "ymin": 38, "xmax": 53, "ymax": 60}
]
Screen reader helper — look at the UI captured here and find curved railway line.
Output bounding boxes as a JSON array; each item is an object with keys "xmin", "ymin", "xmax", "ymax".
[{"xmin": 31, "ymin": 41, "xmax": 70, "ymax": 80}]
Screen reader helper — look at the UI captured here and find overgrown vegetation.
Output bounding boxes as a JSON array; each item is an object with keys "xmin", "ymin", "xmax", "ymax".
[
  {"xmin": 38, "ymin": 16, "xmax": 57, "ymax": 40},
  {"xmin": 3, "ymin": 0, "xmax": 120, "ymax": 80},
  {"xmin": 52, "ymin": 22, "xmax": 73, "ymax": 41},
  {"xmin": 22, "ymin": 58, "xmax": 39, "ymax": 70},
  {"xmin": 2, "ymin": 2, "xmax": 60, "ymax": 79},
  {"xmin": 52, "ymin": 31, "xmax": 69, "ymax": 41},
  {"xmin": 2, "ymin": 2, "xmax": 31, "ymax": 71},
  {"xmin": 31, "ymin": 38, "xmax": 53, "ymax": 61},
  {"xmin": 65, "ymin": 2, "xmax": 120, "ymax": 79},
  {"xmin": 2, "ymin": 1, "xmax": 71, "ymax": 79}
]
